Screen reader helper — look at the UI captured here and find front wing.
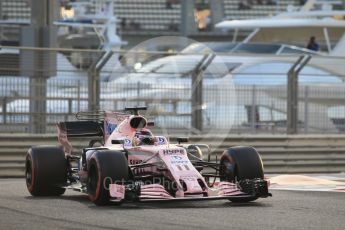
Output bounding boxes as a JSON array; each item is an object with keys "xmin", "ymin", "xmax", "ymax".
[{"xmin": 109, "ymin": 179, "xmax": 271, "ymax": 203}]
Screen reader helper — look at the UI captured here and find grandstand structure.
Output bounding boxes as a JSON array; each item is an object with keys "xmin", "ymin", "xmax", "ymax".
[
  {"xmin": 114, "ymin": 0, "xmax": 182, "ymax": 32},
  {"xmin": 0, "ymin": 0, "xmax": 30, "ymax": 21},
  {"xmin": 223, "ymin": 0, "xmax": 298, "ymax": 19},
  {"xmin": 0, "ymin": 0, "xmax": 306, "ymax": 47}
]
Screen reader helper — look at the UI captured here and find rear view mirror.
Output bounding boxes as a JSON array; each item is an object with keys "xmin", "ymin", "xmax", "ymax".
[
  {"xmin": 177, "ymin": 137, "xmax": 189, "ymax": 144},
  {"xmin": 111, "ymin": 139, "xmax": 124, "ymax": 144},
  {"xmin": 147, "ymin": 121, "xmax": 155, "ymax": 126}
]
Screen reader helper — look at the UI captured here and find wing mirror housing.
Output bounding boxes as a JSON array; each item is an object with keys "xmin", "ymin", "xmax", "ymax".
[
  {"xmin": 111, "ymin": 139, "xmax": 124, "ymax": 144},
  {"xmin": 177, "ymin": 137, "xmax": 189, "ymax": 144}
]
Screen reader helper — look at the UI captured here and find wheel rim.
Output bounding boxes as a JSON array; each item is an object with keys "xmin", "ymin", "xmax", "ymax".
[
  {"xmin": 220, "ymin": 158, "xmax": 236, "ymax": 182},
  {"xmin": 25, "ymin": 159, "xmax": 33, "ymax": 188}
]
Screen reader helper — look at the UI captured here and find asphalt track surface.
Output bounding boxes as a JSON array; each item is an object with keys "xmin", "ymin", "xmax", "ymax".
[{"xmin": 1, "ymin": 179, "xmax": 345, "ymax": 230}]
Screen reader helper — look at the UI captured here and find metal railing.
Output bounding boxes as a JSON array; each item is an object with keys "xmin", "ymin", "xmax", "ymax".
[
  {"xmin": 1, "ymin": 46, "xmax": 345, "ymax": 134},
  {"xmin": 1, "ymin": 134, "xmax": 345, "ymax": 177}
]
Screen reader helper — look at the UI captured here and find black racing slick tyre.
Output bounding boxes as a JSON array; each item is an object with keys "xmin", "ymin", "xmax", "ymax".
[
  {"xmin": 25, "ymin": 146, "xmax": 67, "ymax": 196},
  {"xmin": 220, "ymin": 146, "xmax": 264, "ymax": 202},
  {"xmin": 87, "ymin": 150, "xmax": 129, "ymax": 206}
]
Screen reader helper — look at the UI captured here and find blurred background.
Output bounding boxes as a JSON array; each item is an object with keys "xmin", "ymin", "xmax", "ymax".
[{"xmin": 0, "ymin": 0, "xmax": 345, "ymax": 136}]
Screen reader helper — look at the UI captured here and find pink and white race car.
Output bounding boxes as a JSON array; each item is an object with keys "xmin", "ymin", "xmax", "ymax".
[{"xmin": 25, "ymin": 107, "xmax": 271, "ymax": 205}]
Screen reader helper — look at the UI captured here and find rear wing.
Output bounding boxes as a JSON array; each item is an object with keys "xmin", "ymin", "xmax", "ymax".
[
  {"xmin": 57, "ymin": 121, "xmax": 104, "ymax": 138},
  {"xmin": 57, "ymin": 111, "xmax": 129, "ymax": 155}
]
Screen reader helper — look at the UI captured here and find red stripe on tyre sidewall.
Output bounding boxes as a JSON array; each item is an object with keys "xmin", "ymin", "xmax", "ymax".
[{"xmin": 89, "ymin": 157, "xmax": 102, "ymax": 202}]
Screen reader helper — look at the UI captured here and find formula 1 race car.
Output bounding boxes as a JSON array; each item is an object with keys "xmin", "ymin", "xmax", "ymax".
[{"xmin": 25, "ymin": 107, "xmax": 271, "ymax": 205}]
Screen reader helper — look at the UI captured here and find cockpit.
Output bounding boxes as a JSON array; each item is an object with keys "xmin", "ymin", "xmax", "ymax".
[{"xmin": 132, "ymin": 130, "xmax": 155, "ymax": 146}]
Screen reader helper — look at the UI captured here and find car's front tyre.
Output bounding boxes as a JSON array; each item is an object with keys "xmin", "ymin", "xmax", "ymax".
[
  {"xmin": 219, "ymin": 146, "xmax": 265, "ymax": 202},
  {"xmin": 87, "ymin": 150, "xmax": 129, "ymax": 205}
]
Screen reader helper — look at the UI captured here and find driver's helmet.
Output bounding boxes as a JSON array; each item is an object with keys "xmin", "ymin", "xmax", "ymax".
[{"xmin": 133, "ymin": 130, "xmax": 155, "ymax": 146}]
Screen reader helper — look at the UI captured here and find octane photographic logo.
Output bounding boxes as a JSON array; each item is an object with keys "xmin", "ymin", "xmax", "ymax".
[
  {"xmin": 103, "ymin": 176, "xmax": 240, "ymax": 192},
  {"xmin": 106, "ymin": 36, "xmax": 237, "ymax": 149},
  {"xmin": 103, "ymin": 177, "xmax": 179, "ymax": 191}
]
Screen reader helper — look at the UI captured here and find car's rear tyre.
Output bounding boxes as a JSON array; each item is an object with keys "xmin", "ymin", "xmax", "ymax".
[
  {"xmin": 25, "ymin": 146, "xmax": 67, "ymax": 196},
  {"xmin": 87, "ymin": 150, "xmax": 129, "ymax": 205},
  {"xmin": 220, "ymin": 146, "xmax": 264, "ymax": 202}
]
